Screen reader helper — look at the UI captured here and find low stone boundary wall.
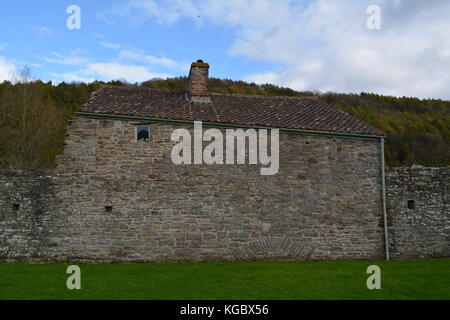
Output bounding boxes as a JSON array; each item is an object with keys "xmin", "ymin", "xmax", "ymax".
[{"xmin": 1, "ymin": 166, "xmax": 448, "ymax": 262}]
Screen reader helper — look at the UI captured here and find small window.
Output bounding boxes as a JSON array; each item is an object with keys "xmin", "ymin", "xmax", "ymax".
[
  {"xmin": 105, "ymin": 206, "xmax": 113, "ymax": 213},
  {"xmin": 136, "ymin": 125, "xmax": 150, "ymax": 142},
  {"xmin": 408, "ymin": 200, "xmax": 415, "ymax": 210}
]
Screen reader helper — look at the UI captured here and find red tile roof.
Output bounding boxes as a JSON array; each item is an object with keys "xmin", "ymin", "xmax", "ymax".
[{"xmin": 79, "ymin": 85, "xmax": 385, "ymax": 136}]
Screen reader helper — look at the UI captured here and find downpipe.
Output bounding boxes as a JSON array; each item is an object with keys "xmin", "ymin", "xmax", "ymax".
[{"xmin": 380, "ymin": 137, "xmax": 390, "ymax": 261}]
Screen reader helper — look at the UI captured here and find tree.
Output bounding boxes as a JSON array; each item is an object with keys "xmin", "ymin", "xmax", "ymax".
[{"xmin": 0, "ymin": 67, "xmax": 66, "ymax": 170}]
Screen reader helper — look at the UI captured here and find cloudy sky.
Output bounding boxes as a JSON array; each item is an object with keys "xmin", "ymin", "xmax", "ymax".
[{"xmin": 1, "ymin": 0, "xmax": 449, "ymax": 99}]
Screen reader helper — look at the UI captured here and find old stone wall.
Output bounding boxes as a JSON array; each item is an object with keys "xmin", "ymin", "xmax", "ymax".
[
  {"xmin": 4, "ymin": 118, "xmax": 446, "ymax": 263},
  {"xmin": 387, "ymin": 166, "xmax": 449, "ymax": 259},
  {"xmin": 51, "ymin": 118, "xmax": 385, "ymax": 263},
  {"xmin": 0, "ymin": 118, "xmax": 385, "ymax": 262},
  {"xmin": 0, "ymin": 171, "xmax": 55, "ymax": 261}
]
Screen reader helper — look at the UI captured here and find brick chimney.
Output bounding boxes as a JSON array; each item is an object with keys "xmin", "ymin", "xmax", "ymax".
[{"xmin": 188, "ymin": 60, "xmax": 211, "ymax": 103}]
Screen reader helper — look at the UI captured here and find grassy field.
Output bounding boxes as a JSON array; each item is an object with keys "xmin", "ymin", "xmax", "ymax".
[{"xmin": 0, "ymin": 259, "xmax": 448, "ymax": 300}]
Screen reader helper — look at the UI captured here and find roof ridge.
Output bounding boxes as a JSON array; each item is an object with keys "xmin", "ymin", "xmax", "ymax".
[
  {"xmin": 101, "ymin": 85, "xmax": 184, "ymax": 94},
  {"xmin": 211, "ymin": 92, "xmax": 319, "ymax": 100},
  {"xmin": 100, "ymin": 85, "xmax": 320, "ymax": 100}
]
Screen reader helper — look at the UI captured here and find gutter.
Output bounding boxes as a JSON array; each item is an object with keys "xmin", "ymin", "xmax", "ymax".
[
  {"xmin": 76, "ymin": 112, "xmax": 386, "ymax": 141},
  {"xmin": 380, "ymin": 137, "xmax": 390, "ymax": 261}
]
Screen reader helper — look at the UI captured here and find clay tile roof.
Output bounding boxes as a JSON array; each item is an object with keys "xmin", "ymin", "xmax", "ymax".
[{"xmin": 79, "ymin": 85, "xmax": 385, "ymax": 136}]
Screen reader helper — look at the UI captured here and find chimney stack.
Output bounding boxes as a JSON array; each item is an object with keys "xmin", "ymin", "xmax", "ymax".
[{"xmin": 188, "ymin": 60, "xmax": 210, "ymax": 103}]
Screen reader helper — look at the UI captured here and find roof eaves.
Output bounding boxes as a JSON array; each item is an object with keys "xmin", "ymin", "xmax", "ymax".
[{"xmin": 76, "ymin": 111, "xmax": 386, "ymax": 140}]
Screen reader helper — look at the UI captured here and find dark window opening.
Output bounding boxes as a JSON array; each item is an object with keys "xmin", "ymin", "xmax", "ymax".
[
  {"xmin": 137, "ymin": 125, "xmax": 150, "ymax": 142},
  {"xmin": 12, "ymin": 203, "xmax": 20, "ymax": 211},
  {"xmin": 105, "ymin": 206, "xmax": 113, "ymax": 213},
  {"xmin": 408, "ymin": 200, "xmax": 415, "ymax": 210}
]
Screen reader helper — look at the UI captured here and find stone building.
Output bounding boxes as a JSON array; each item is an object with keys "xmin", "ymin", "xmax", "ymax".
[
  {"xmin": 47, "ymin": 60, "xmax": 390, "ymax": 262},
  {"xmin": 15, "ymin": 60, "xmax": 450, "ymax": 263},
  {"xmin": 2, "ymin": 61, "xmax": 447, "ymax": 263}
]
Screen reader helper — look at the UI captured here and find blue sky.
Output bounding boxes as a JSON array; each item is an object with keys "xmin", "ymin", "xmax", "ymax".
[
  {"xmin": 0, "ymin": 0, "xmax": 278, "ymax": 83},
  {"xmin": 1, "ymin": 0, "xmax": 449, "ymax": 99}
]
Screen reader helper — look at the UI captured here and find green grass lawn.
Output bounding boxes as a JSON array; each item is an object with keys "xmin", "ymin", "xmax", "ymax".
[{"xmin": 0, "ymin": 259, "xmax": 448, "ymax": 300}]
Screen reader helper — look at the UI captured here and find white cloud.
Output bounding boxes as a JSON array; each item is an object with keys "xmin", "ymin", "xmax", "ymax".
[
  {"xmin": 45, "ymin": 43, "xmax": 180, "ymax": 83},
  {"xmin": 34, "ymin": 26, "xmax": 54, "ymax": 38},
  {"xmin": 50, "ymin": 72, "xmax": 96, "ymax": 83},
  {"xmin": 101, "ymin": 41, "xmax": 122, "ymax": 49},
  {"xmin": 119, "ymin": 50, "xmax": 189, "ymax": 71},
  {"xmin": 11, "ymin": 59, "xmax": 42, "ymax": 68},
  {"xmin": 52, "ymin": 63, "xmax": 171, "ymax": 83},
  {"xmin": 0, "ymin": 56, "xmax": 17, "ymax": 82},
  {"xmin": 91, "ymin": 33, "xmax": 105, "ymax": 39},
  {"xmin": 245, "ymin": 72, "xmax": 281, "ymax": 85},
  {"xmin": 98, "ymin": 0, "xmax": 194, "ymax": 26},
  {"xmin": 101, "ymin": 0, "xmax": 450, "ymax": 99},
  {"xmin": 42, "ymin": 50, "xmax": 90, "ymax": 65},
  {"xmin": 84, "ymin": 63, "xmax": 171, "ymax": 82},
  {"xmin": 96, "ymin": 37, "xmax": 190, "ymax": 71},
  {"xmin": 98, "ymin": 40, "xmax": 189, "ymax": 71}
]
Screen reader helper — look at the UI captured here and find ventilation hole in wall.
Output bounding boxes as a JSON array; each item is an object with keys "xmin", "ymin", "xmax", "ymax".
[
  {"xmin": 408, "ymin": 200, "xmax": 415, "ymax": 210},
  {"xmin": 105, "ymin": 206, "xmax": 113, "ymax": 213},
  {"xmin": 12, "ymin": 203, "xmax": 20, "ymax": 211},
  {"xmin": 100, "ymin": 120, "xmax": 114, "ymax": 128}
]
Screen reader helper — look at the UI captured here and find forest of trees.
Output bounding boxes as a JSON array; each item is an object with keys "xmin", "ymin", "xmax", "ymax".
[
  {"xmin": 323, "ymin": 93, "xmax": 449, "ymax": 167},
  {"xmin": 0, "ymin": 72, "xmax": 448, "ymax": 170}
]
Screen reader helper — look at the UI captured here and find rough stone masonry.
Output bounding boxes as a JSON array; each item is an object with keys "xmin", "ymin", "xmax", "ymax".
[
  {"xmin": 0, "ymin": 118, "xmax": 388, "ymax": 263},
  {"xmin": 0, "ymin": 120, "xmax": 448, "ymax": 263},
  {"xmin": 387, "ymin": 166, "xmax": 449, "ymax": 258}
]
